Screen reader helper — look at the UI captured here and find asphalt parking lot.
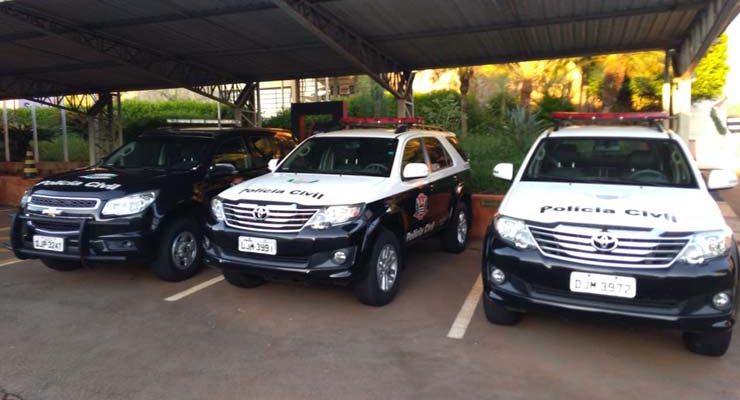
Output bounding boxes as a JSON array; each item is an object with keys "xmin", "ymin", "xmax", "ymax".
[{"xmin": 1, "ymin": 211, "xmax": 739, "ymax": 400}]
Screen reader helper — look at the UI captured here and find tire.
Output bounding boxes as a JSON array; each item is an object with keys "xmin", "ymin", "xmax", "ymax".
[
  {"xmin": 483, "ymin": 293, "xmax": 523, "ymax": 326},
  {"xmin": 149, "ymin": 217, "xmax": 203, "ymax": 282},
  {"xmin": 41, "ymin": 258, "xmax": 82, "ymax": 271},
  {"xmin": 352, "ymin": 229, "xmax": 403, "ymax": 307},
  {"xmin": 682, "ymin": 330, "xmax": 732, "ymax": 357},
  {"xmin": 223, "ymin": 269, "xmax": 266, "ymax": 288},
  {"xmin": 442, "ymin": 201, "xmax": 469, "ymax": 254}
]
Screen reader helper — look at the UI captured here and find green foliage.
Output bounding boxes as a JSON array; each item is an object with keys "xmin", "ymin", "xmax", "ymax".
[
  {"xmin": 501, "ymin": 106, "xmax": 551, "ymax": 153},
  {"xmin": 121, "ymin": 99, "xmax": 226, "ymax": 141},
  {"xmin": 38, "ymin": 133, "xmax": 89, "ymax": 161},
  {"xmin": 415, "ymin": 90, "xmax": 461, "ymax": 131},
  {"xmin": 536, "ymin": 94, "xmax": 575, "ymax": 122},
  {"xmin": 693, "ymin": 35, "xmax": 729, "ymax": 101},
  {"xmin": 628, "ymin": 74, "xmax": 663, "ymax": 111},
  {"xmin": 262, "ymin": 108, "xmax": 292, "ymax": 129},
  {"xmin": 459, "ymin": 134, "xmax": 522, "ymax": 194}
]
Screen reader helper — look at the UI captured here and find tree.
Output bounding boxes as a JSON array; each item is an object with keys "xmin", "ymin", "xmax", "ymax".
[
  {"xmin": 692, "ymin": 34, "xmax": 729, "ymax": 101},
  {"xmin": 457, "ymin": 67, "xmax": 474, "ymax": 136}
]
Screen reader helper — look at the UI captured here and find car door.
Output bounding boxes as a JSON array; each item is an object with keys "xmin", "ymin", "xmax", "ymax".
[
  {"xmin": 398, "ymin": 137, "xmax": 434, "ymax": 242},
  {"xmin": 422, "ymin": 136, "xmax": 456, "ymax": 229}
]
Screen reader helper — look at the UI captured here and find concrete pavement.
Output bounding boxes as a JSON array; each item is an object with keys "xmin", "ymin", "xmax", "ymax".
[{"xmin": 0, "ymin": 212, "xmax": 739, "ymax": 400}]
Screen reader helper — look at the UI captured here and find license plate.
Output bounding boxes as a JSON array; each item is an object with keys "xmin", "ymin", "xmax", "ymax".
[
  {"xmin": 238, "ymin": 236, "xmax": 277, "ymax": 255},
  {"xmin": 569, "ymin": 272, "xmax": 636, "ymax": 298},
  {"xmin": 33, "ymin": 235, "xmax": 65, "ymax": 252}
]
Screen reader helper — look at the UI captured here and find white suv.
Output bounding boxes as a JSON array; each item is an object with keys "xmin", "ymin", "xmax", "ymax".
[
  {"xmin": 205, "ymin": 119, "xmax": 473, "ymax": 306},
  {"xmin": 483, "ymin": 112, "xmax": 739, "ymax": 356}
]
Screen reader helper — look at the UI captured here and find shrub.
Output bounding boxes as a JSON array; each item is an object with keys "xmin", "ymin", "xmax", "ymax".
[
  {"xmin": 536, "ymin": 94, "xmax": 575, "ymax": 122},
  {"xmin": 38, "ymin": 133, "xmax": 89, "ymax": 162},
  {"xmin": 692, "ymin": 35, "xmax": 729, "ymax": 101}
]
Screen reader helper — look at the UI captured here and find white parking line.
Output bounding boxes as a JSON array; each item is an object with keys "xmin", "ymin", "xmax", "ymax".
[
  {"xmin": 0, "ymin": 259, "xmax": 23, "ymax": 268},
  {"xmin": 447, "ymin": 274, "xmax": 483, "ymax": 340},
  {"xmin": 164, "ymin": 275, "xmax": 224, "ymax": 302},
  {"xmin": 0, "ymin": 227, "xmax": 10, "ymax": 232}
]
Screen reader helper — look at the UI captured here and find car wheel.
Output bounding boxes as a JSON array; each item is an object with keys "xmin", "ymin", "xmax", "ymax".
[
  {"xmin": 442, "ymin": 201, "xmax": 469, "ymax": 253},
  {"xmin": 352, "ymin": 229, "xmax": 402, "ymax": 307},
  {"xmin": 41, "ymin": 258, "xmax": 82, "ymax": 271},
  {"xmin": 150, "ymin": 217, "xmax": 203, "ymax": 282},
  {"xmin": 683, "ymin": 330, "xmax": 732, "ymax": 357},
  {"xmin": 223, "ymin": 269, "xmax": 266, "ymax": 288},
  {"xmin": 483, "ymin": 293, "xmax": 523, "ymax": 326}
]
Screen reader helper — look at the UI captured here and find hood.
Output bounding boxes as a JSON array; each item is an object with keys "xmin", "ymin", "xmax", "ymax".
[
  {"xmin": 499, "ymin": 181, "xmax": 725, "ymax": 232},
  {"xmin": 219, "ymin": 172, "xmax": 388, "ymax": 206},
  {"xmin": 32, "ymin": 166, "xmax": 196, "ymax": 198}
]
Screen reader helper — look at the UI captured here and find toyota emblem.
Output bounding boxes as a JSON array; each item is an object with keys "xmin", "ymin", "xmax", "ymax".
[
  {"xmin": 253, "ymin": 206, "xmax": 269, "ymax": 220},
  {"xmin": 591, "ymin": 232, "xmax": 618, "ymax": 252}
]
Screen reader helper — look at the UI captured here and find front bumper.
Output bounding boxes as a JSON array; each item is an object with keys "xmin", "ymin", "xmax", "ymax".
[
  {"xmin": 204, "ymin": 221, "xmax": 367, "ymax": 284},
  {"xmin": 10, "ymin": 212, "xmax": 157, "ymax": 264},
  {"xmin": 483, "ymin": 237, "xmax": 738, "ymax": 333}
]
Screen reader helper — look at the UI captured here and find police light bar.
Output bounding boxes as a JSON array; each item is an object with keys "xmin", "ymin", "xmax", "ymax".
[
  {"xmin": 341, "ymin": 117, "xmax": 425, "ymax": 125},
  {"xmin": 551, "ymin": 112, "xmax": 669, "ymax": 121}
]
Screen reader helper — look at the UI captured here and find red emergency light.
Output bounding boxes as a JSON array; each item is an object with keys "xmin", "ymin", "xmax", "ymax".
[
  {"xmin": 551, "ymin": 112, "xmax": 669, "ymax": 121},
  {"xmin": 341, "ymin": 117, "xmax": 425, "ymax": 125}
]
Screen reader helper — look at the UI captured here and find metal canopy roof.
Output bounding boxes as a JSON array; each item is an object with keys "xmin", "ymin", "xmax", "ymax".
[{"xmin": 0, "ymin": 0, "xmax": 737, "ymax": 101}]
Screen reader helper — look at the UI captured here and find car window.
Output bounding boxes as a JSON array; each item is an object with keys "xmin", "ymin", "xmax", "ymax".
[
  {"xmin": 423, "ymin": 137, "xmax": 452, "ymax": 172},
  {"xmin": 279, "ymin": 139, "xmax": 296, "ymax": 159},
  {"xmin": 102, "ymin": 137, "xmax": 209, "ymax": 170},
  {"xmin": 445, "ymin": 135, "xmax": 468, "ymax": 161},
  {"xmin": 245, "ymin": 135, "xmax": 277, "ymax": 168},
  {"xmin": 522, "ymin": 137, "xmax": 697, "ymax": 188},
  {"xmin": 213, "ymin": 137, "xmax": 250, "ymax": 171},
  {"xmin": 277, "ymin": 137, "xmax": 397, "ymax": 177},
  {"xmin": 402, "ymin": 138, "xmax": 426, "ymax": 170}
]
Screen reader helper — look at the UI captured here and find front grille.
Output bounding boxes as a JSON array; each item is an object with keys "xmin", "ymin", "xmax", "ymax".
[
  {"xmin": 223, "ymin": 202, "xmax": 320, "ymax": 233},
  {"xmin": 528, "ymin": 224, "xmax": 689, "ymax": 268},
  {"xmin": 30, "ymin": 195, "xmax": 99, "ymax": 209},
  {"xmin": 30, "ymin": 219, "xmax": 81, "ymax": 233}
]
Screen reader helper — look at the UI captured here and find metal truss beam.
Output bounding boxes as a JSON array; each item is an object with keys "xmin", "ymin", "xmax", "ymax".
[
  {"xmin": 0, "ymin": 2, "xmax": 252, "ymax": 107},
  {"xmin": 272, "ymin": 0, "xmax": 413, "ymax": 100},
  {"xmin": 673, "ymin": 0, "xmax": 740, "ymax": 76},
  {"xmin": 26, "ymin": 93, "xmax": 109, "ymax": 115}
]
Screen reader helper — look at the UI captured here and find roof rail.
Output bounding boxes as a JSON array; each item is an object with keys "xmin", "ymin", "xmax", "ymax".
[
  {"xmin": 335, "ymin": 117, "xmax": 445, "ymax": 133},
  {"xmin": 551, "ymin": 112, "xmax": 670, "ymax": 132}
]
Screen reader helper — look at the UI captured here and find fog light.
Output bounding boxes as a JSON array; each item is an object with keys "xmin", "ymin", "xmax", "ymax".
[
  {"xmin": 491, "ymin": 268, "xmax": 505, "ymax": 285},
  {"xmin": 332, "ymin": 250, "xmax": 347, "ymax": 264},
  {"xmin": 203, "ymin": 236, "xmax": 211, "ymax": 249},
  {"xmin": 712, "ymin": 292, "xmax": 732, "ymax": 310}
]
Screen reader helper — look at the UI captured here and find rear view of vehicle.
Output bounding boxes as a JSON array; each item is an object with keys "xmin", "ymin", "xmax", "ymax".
[{"xmin": 482, "ymin": 113, "xmax": 739, "ymax": 356}]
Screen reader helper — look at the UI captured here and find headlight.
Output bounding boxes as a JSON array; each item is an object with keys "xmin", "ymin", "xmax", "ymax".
[
  {"xmin": 308, "ymin": 204, "xmax": 363, "ymax": 230},
  {"xmin": 19, "ymin": 189, "xmax": 31, "ymax": 208},
  {"xmin": 495, "ymin": 215, "xmax": 536, "ymax": 249},
  {"xmin": 677, "ymin": 228, "xmax": 733, "ymax": 264},
  {"xmin": 211, "ymin": 198, "xmax": 225, "ymax": 222},
  {"xmin": 101, "ymin": 191, "xmax": 157, "ymax": 216}
]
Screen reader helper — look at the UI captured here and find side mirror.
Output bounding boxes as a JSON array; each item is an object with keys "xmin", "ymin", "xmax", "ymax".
[
  {"xmin": 267, "ymin": 158, "xmax": 279, "ymax": 172},
  {"xmin": 209, "ymin": 163, "xmax": 238, "ymax": 178},
  {"xmin": 707, "ymin": 169, "xmax": 738, "ymax": 191},
  {"xmin": 493, "ymin": 163, "xmax": 514, "ymax": 181},
  {"xmin": 402, "ymin": 163, "xmax": 430, "ymax": 180}
]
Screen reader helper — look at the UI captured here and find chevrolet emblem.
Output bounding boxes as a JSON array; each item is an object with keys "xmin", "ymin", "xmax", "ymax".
[{"xmin": 42, "ymin": 207, "xmax": 62, "ymax": 217}]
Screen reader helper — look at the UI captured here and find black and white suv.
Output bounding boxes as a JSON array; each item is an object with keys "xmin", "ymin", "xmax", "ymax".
[
  {"xmin": 205, "ymin": 118, "xmax": 472, "ymax": 306},
  {"xmin": 483, "ymin": 112, "xmax": 739, "ymax": 356}
]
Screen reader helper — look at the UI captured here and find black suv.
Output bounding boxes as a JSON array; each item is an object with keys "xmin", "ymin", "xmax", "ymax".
[{"xmin": 10, "ymin": 127, "xmax": 295, "ymax": 281}]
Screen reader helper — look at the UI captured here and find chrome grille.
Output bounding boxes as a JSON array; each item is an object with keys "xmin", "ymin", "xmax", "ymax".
[
  {"xmin": 528, "ymin": 224, "xmax": 690, "ymax": 268},
  {"xmin": 30, "ymin": 195, "xmax": 99, "ymax": 209},
  {"xmin": 223, "ymin": 202, "xmax": 320, "ymax": 233}
]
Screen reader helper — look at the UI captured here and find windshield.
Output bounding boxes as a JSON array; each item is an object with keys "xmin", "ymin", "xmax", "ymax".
[
  {"xmin": 522, "ymin": 137, "xmax": 697, "ymax": 188},
  {"xmin": 102, "ymin": 137, "xmax": 211, "ymax": 170},
  {"xmin": 277, "ymin": 137, "xmax": 397, "ymax": 177}
]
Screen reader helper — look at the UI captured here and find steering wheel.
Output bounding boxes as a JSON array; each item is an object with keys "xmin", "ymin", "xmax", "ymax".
[
  {"xmin": 364, "ymin": 163, "xmax": 389, "ymax": 174},
  {"xmin": 628, "ymin": 169, "xmax": 666, "ymax": 181}
]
